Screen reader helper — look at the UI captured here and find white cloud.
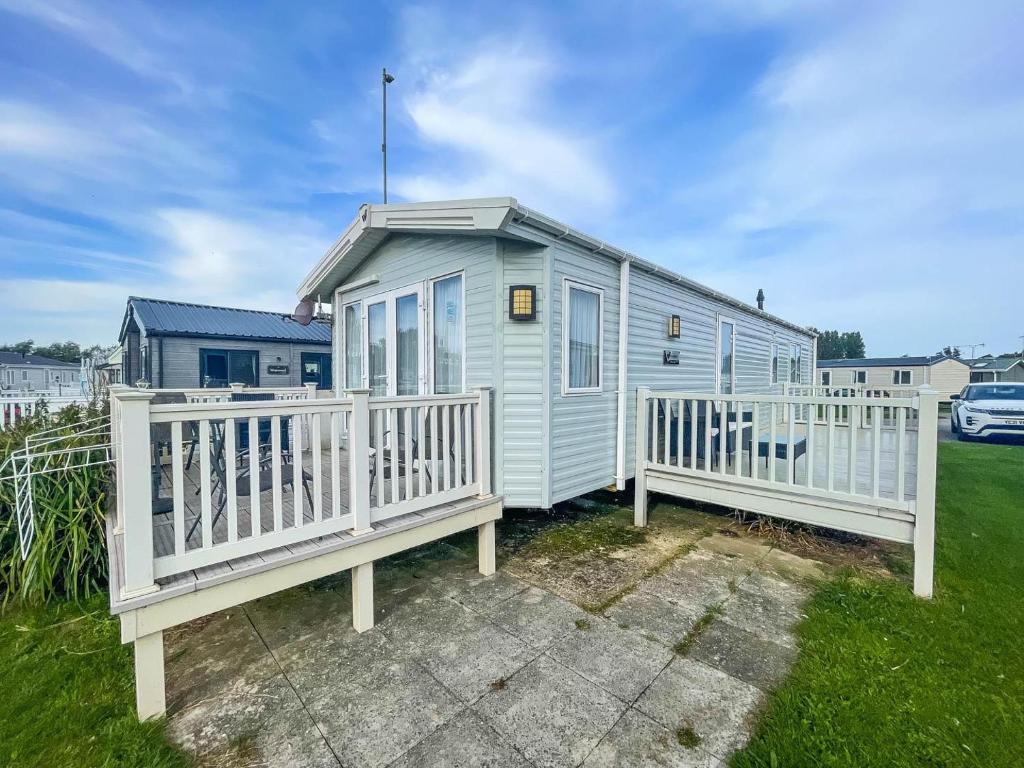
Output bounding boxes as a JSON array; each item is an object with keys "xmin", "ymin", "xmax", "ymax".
[{"xmin": 393, "ymin": 35, "xmax": 615, "ymax": 216}]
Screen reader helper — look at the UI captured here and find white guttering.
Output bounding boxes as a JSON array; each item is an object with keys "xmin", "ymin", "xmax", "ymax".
[{"xmin": 614, "ymin": 258, "xmax": 630, "ymax": 490}]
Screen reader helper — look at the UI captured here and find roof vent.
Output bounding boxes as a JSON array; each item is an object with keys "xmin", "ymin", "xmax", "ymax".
[{"xmin": 756, "ymin": 289, "xmax": 765, "ymax": 311}]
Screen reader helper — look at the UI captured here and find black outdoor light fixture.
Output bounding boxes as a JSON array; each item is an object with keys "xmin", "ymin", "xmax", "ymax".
[
  {"xmin": 668, "ymin": 314, "xmax": 681, "ymax": 339},
  {"xmin": 509, "ymin": 285, "xmax": 537, "ymax": 321}
]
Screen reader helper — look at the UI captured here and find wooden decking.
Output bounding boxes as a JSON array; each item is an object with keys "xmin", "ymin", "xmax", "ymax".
[{"xmin": 110, "ymin": 444, "xmax": 484, "ymax": 614}]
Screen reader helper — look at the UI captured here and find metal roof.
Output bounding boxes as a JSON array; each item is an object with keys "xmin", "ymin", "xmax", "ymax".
[
  {"xmin": 0, "ymin": 351, "xmax": 79, "ymax": 368},
  {"xmin": 817, "ymin": 354, "xmax": 963, "ymax": 368},
  {"xmin": 966, "ymin": 356, "xmax": 1024, "ymax": 371},
  {"xmin": 122, "ymin": 297, "xmax": 331, "ymax": 344},
  {"xmin": 297, "ymin": 198, "xmax": 816, "ymax": 340}
]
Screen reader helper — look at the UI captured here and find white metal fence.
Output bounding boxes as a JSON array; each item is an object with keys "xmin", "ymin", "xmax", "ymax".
[{"xmin": 634, "ymin": 386, "xmax": 939, "ymax": 597}]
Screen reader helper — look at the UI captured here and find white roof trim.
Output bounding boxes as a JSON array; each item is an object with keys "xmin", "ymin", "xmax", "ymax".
[{"xmin": 297, "ymin": 197, "xmax": 815, "ymax": 339}]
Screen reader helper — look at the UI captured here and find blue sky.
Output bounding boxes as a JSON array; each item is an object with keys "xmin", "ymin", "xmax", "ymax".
[{"xmin": 1, "ymin": 0, "xmax": 1022, "ymax": 356}]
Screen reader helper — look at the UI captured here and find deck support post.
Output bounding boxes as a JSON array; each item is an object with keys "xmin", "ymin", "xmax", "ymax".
[
  {"xmin": 352, "ymin": 561, "xmax": 374, "ymax": 632},
  {"xmin": 913, "ymin": 386, "xmax": 939, "ymax": 598},
  {"xmin": 134, "ymin": 630, "xmax": 165, "ymax": 720},
  {"xmin": 115, "ymin": 388, "xmax": 160, "ymax": 599},
  {"xmin": 634, "ymin": 387, "xmax": 650, "ymax": 527},
  {"xmin": 478, "ymin": 520, "xmax": 496, "ymax": 576},
  {"xmin": 347, "ymin": 388, "xmax": 373, "ymax": 535}
]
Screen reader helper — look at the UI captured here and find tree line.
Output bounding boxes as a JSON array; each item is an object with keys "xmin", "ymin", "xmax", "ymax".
[
  {"xmin": 810, "ymin": 329, "xmax": 866, "ymax": 360},
  {"xmin": 0, "ymin": 340, "xmax": 107, "ymax": 364}
]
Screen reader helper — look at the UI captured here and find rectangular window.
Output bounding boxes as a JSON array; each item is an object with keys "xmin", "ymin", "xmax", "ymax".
[
  {"xmin": 367, "ymin": 301, "xmax": 387, "ymax": 397},
  {"xmin": 563, "ymin": 280, "xmax": 603, "ymax": 394},
  {"xmin": 770, "ymin": 343, "xmax": 779, "ymax": 385},
  {"xmin": 790, "ymin": 344, "xmax": 802, "ymax": 384},
  {"xmin": 301, "ymin": 352, "xmax": 332, "ymax": 390},
  {"xmin": 893, "ymin": 369, "xmax": 912, "ymax": 385},
  {"xmin": 853, "ymin": 370, "xmax": 866, "ymax": 384},
  {"xmin": 200, "ymin": 349, "xmax": 258, "ymax": 388},
  {"xmin": 344, "ymin": 302, "xmax": 362, "ymax": 390},
  {"xmin": 718, "ymin": 318, "xmax": 735, "ymax": 394},
  {"xmin": 820, "ymin": 370, "xmax": 831, "ymax": 386},
  {"xmin": 432, "ymin": 274, "xmax": 464, "ymax": 394}
]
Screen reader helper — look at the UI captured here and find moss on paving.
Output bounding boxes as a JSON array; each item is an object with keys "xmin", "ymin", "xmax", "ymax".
[
  {"xmin": 673, "ymin": 604, "xmax": 723, "ymax": 656},
  {"xmin": 517, "ymin": 503, "xmax": 647, "ymax": 560},
  {"xmin": 0, "ymin": 594, "xmax": 190, "ymax": 768},
  {"xmin": 676, "ymin": 724, "xmax": 702, "ymax": 749},
  {"xmin": 731, "ymin": 441, "xmax": 1024, "ymax": 768}
]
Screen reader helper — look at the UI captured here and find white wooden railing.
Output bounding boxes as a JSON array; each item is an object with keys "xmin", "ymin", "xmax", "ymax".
[
  {"xmin": 0, "ymin": 394, "xmax": 92, "ymax": 431},
  {"xmin": 634, "ymin": 386, "xmax": 939, "ymax": 597},
  {"xmin": 784, "ymin": 384, "xmax": 920, "ymax": 429},
  {"xmin": 110, "ymin": 385, "xmax": 492, "ymax": 599}
]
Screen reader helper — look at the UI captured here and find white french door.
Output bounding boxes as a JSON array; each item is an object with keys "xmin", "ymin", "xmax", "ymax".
[{"xmin": 362, "ymin": 283, "xmax": 426, "ymax": 397}]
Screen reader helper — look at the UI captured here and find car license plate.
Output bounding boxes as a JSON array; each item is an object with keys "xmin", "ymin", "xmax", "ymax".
[{"xmin": 1005, "ymin": 419, "xmax": 1024, "ymax": 425}]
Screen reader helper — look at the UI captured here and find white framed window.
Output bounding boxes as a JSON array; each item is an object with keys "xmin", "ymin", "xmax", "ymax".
[
  {"xmin": 21, "ymin": 370, "xmax": 28, "ymax": 381},
  {"xmin": 789, "ymin": 344, "xmax": 802, "ymax": 384},
  {"xmin": 716, "ymin": 315, "xmax": 736, "ymax": 394},
  {"xmin": 430, "ymin": 272, "xmax": 465, "ymax": 394},
  {"xmin": 820, "ymin": 370, "xmax": 832, "ymax": 386},
  {"xmin": 852, "ymin": 370, "xmax": 867, "ymax": 385},
  {"xmin": 893, "ymin": 369, "xmax": 912, "ymax": 385},
  {"xmin": 770, "ymin": 342, "xmax": 779, "ymax": 385},
  {"xmin": 562, "ymin": 279, "xmax": 604, "ymax": 395},
  {"xmin": 342, "ymin": 300, "xmax": 362, "ymax": 391}
]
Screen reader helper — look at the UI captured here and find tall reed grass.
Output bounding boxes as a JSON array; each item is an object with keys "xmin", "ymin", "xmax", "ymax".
[{"xmin": 0, "ymin": 399, "xmax": 110, "ymax": 604}]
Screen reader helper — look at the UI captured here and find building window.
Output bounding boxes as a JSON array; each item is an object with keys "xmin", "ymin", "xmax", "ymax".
[
  {"xmin": 893, "ymin": 369, "xmax": 912, "ymax": 385},
  {"xmin": 301, "ymin": 352, "xmax": 332, "ymax": 390},
  {"xmin": 717, "ymin": 317, "xmax": 736, "ymax": 394},
  {"xmin": 563, "ymin": 280, "xmax": 603, "ymax": 394},
  {"xmin": 343, "ymin": 302, "xmax": 362, "ymax": 390},
  {"xmin": 770, "ymin": 343, "xmax": 779, "ymax": 385},
  {"xmin": 432, "ymin": 274, "xmax": 464, "ymax": 394},
  {"xmin": 820, "ymin": 370, "xmax": 832, "ymax": 386},
  {"xmin": 790, "ymin": 344, "xmax": 803, "ymax": 384},
  {"xmin": 852, "ymin": 370, "xmax": 866, "ymax": 384},
  {"xmin": 200, "ymin": 349, "xmax": 258, "ymax": 388}
]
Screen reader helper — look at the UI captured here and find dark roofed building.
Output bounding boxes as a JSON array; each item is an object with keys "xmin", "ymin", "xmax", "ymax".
[
  {"xmin": 0, "ymin": 351, "xmax": 81, "ymax": 392},
  {"xmin": 117, "ymin": 297, "xmax": 332, "ymax": 390},
  {"xmin": 965, "ymin": 356, "xmax": 1024, "ymax": 383}
]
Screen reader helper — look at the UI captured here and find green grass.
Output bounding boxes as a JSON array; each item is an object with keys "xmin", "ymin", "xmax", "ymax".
[
  {"xmin": 732, "ymin": 441, "xmax": 1024, "ymax": 768},
  {"xmin": 0, "ymin": 594, "xmax": 190, "ymax": 768}
]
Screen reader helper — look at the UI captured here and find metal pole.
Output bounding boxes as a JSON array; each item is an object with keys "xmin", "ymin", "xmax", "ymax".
[{"xmin": 382, "ymin": 68, "xmax": 394, "ymax": 203}]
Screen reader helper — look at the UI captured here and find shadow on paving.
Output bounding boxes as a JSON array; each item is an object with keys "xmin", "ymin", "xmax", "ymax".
[{"xmin": 161, "ymin": 494, "xmax": 831, "ymax": 768}]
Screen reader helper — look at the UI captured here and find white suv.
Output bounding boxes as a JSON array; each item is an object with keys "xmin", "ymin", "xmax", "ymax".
[{"xmin": 951, "ymin": 383, "xmax": 1024, "ymax": 441}]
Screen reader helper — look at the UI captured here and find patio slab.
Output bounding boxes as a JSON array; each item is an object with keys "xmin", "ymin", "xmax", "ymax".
[
  {"xmin": 389, "ymin": 709, "xmax": 530, "ymax": 768},
  {"xmin": 635, "ymin": 658, "xmax": 763, "ymax": 760},
  {"xmin": 582, "ymin": 708, "xmax": 722, "ymax": 768},
  {"xmin": 162, "ymin": 515, "xmax": 825, "ymax": 767},
  {"xmin": 474, "ymin": 654, "xmax": 627, "ymax": 768},
  {"xmin": 546, "ymin": 616, "xmax": 673, "ymax": 703}
]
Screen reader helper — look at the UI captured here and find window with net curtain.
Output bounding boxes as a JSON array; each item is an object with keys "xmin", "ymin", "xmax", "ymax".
[
  {"xmin": 433, "ymin": 275, "xmax": 463, "ymax": 394},
  {"xmin": 566, "ymin": 283, "xmax": 601, "ymax": 392}
]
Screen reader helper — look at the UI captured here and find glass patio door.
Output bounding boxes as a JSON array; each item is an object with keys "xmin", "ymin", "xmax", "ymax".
[{"xmin": 361, "ymin": 283, "xmax": 425, "ymax": 397}]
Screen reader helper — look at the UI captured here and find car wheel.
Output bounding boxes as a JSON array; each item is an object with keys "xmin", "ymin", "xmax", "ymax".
[{"xmin": 950, "ymin": 413, "xmax": 959, "ymax": 433}]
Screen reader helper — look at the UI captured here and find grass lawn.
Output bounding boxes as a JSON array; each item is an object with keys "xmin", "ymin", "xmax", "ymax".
[
  {"xmin": 732, "ymin": 441, "xmax": 1024, "ymax": 767},
  {"xmin": 0, "ymin": 594, "xmax": 190, "ymax": 768}
]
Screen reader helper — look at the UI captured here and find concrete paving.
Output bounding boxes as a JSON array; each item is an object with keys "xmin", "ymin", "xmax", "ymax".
[{"xmin": 164, "ymin": 537, "xmax": 818, "ymax": 768}]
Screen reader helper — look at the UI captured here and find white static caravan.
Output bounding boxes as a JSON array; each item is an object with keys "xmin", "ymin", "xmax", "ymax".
[{"xmin": 299, "ymin": 198, "xmax": 816, "ymax": 510}]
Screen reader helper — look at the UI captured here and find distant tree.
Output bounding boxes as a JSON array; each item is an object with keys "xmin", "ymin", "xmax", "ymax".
[
  {"xmin": 0, "ymin": 340, "xmax": 35, "ymax": 355},
  {"xmin": 31, "ymin": 341, "xmax": 83, "ymax": 363},
  {"xmin": 811, "ymin": 329, "xmax": 866, "ymax": 360},
  {"xmin": 939, "ymin": 345, "xmax": 962, "ymax": 359},
  {"xmin": 839, "ymin": 331, "xmax": 866, "ymax": 359}
]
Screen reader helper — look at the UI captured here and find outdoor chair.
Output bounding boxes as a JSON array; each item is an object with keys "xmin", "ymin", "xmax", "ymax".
[
  {"xmin": 368, "ymin": 405, "xmax": 463, "ymax": 500},
  {"xmin": 185, "ymin": 419, "xmax": 314, "ymax": 544},
  {"xmin": 149, "ymin": 392, "xmax": 189, "ymax": 517}
]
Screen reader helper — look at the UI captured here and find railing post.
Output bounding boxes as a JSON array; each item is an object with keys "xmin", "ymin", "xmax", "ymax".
[
  {"xmin": 229, "ymin": 382, "xmax": 246, "ymax": 394},
  {"xmin": 109, "ymin": 385, "xmax": 127, "ymax": 533},
  {"xmin": 115, "ymin": 388, "xmax": 159, "ymax": 599},
  {"xmin": 347, "ymin": 388, "xmax": 372, "ymax": 534},
  {"xmin": 913, "ymin": 385, "xmax": 939, "ymax": 598},
  {"xmin": 634, "ymin": 386, "xmax": 650, "ymax": 527},
  {"xmin": 475, "ymin": 386, "xmax": 492, "ymax": 497}
]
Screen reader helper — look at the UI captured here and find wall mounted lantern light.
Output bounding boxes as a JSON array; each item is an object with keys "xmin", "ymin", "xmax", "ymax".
[
  {"xmin": 509, "ymin": 285, "xmax": 537, "ymax": 321},
  {"xmin": 668, "ymin": 314, "xmax": 681, "ymax": 339}
]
